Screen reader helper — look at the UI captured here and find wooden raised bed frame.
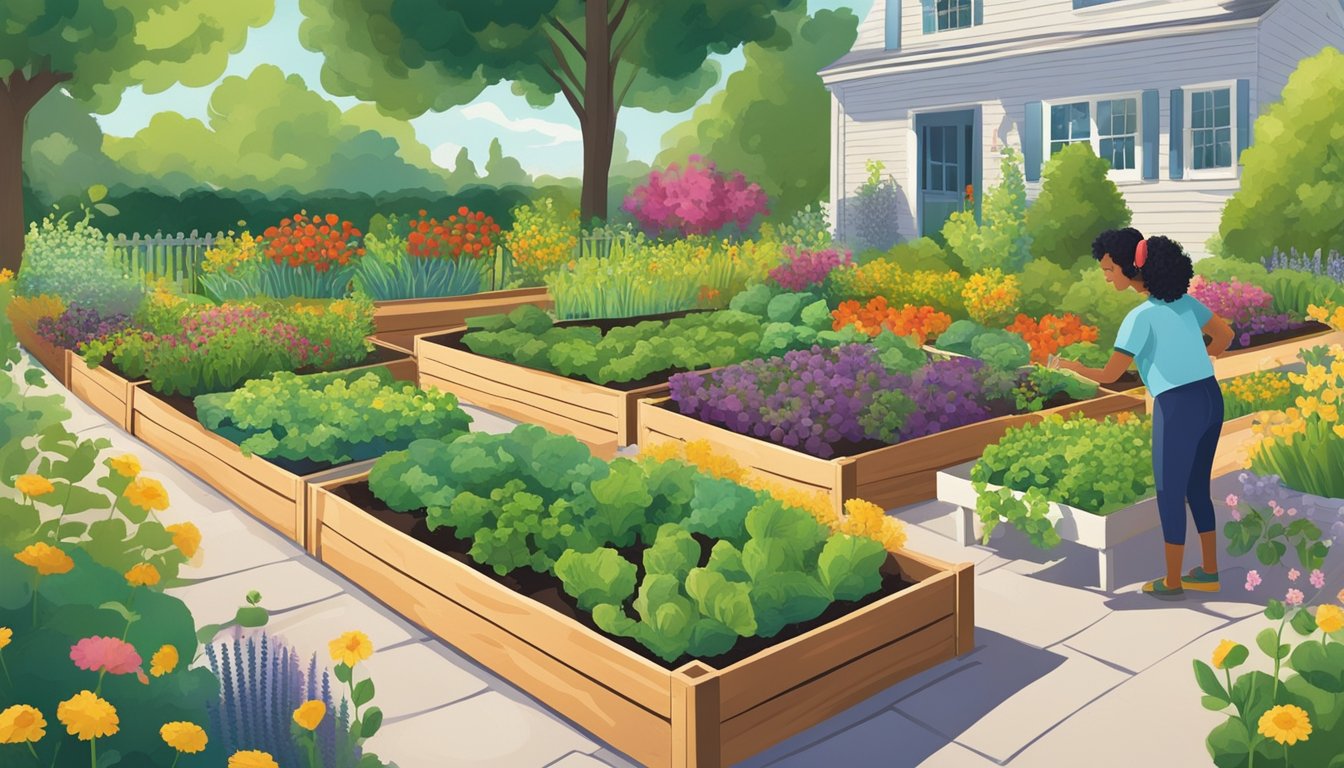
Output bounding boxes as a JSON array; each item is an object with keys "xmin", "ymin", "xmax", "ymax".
[
  {"xmin": 68, "ymin": 353, "xmax": 145, "ymax": 432},
  {"xmin": 12, "ymin": 321, "xmax": 71, "ymax": 389},
  {"xmin": 639, "ymin": 393, "xmax": 1146, "ymax": 514},
  {"xmin": 130, "ymin": 355, "xmax": 415, "ymax": 548},
  {"xmin": 1212, "ymin": 326, "xmax": 1344, "ymax": 380},
  {"xmin": 372, "ymin": 287, "xmax": 551, "ymax": 353},
  {"xmin": 307, "ymin": 473, "xmax": 974, "ymax": 768}
]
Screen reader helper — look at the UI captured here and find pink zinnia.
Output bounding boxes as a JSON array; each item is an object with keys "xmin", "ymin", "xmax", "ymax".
[
  {"xmin": 1245, "ymin": 570, "xmax": 1262, "ymax": 591},
  {"xmin": 1310, "ymin": 569, "xmax": 1326, "ymax": 589},
  {"xmin": 1289, "ymin": 569, "xmax": 1301, "ymax": 582},
  {"xmin": 1225, "ymin": 494, "xmax": 1239, "ymax": 507},
  {"xmin": 1287, "ymin": 507, "xmax": 1298, "ymax": 517},
  {"xmin": 1286, "ymin": 588, "xmax": 1304, "ymax": 607},
  {"xmin": 71, "ymin": 636, "xmax": 143, "ymax": 676},
  {"xmin": 1274, "ymin": 506, "xmax": 1285, "ymax": 517}
]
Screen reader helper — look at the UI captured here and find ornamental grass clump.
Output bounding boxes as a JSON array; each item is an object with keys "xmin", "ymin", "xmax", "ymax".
[
  {"xmin": 354, "ymin": 208, "xmax": 501, "ymax": 300},
  {"xmin": 546, "ymin": 237, "xmax": 703, "ymax": 319},
  {"xmin": 199, "ymin": 232, "xmax": 265, "ymax": 302},
  {"xmin": 1221, "ymin": 370, "xmax": 1300, "ymax": 420}
]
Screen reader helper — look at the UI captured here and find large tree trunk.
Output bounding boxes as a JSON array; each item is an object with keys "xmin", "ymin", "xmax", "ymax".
[
  {"xmin": 0, "ymin": 93, "xmax": 27, "ymax": 275},
  {"xmin": 580, "ymin": 0, "xmax": 615, "ymax": 226}
]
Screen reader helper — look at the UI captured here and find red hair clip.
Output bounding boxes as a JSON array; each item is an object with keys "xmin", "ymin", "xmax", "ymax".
[{"xmin": 1134, "ymin": 239, "xmax": 1149, "ymax": 269}]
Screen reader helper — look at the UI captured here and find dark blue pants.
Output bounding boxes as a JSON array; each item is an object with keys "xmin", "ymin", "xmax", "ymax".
[{"xmin": 1152, "ymin": 377, "xmax": 1223, "ymax": 545}]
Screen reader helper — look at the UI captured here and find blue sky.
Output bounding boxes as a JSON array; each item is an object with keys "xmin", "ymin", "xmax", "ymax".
[{"xmin": 94, "ymin": 0, "xmax": 874, "ymax": 179}]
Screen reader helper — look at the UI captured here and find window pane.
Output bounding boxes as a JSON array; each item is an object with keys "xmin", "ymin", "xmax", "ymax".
[
  {"xmin": 1216, "ymin": 139, "xmax": 1231, "ymax": 168},
  {"xmin": 945, "ymin": 165, "xmax": 958, "ymax": 191},
  {"xmin": 1051, "ymin": 140, "xmax": 1070, "ymax": 156},
  {"xmin": 1215, "ymin": 89, "xmax": 1230, "ymax": 110},
  {"xmin": 1071, "ymin": 103, "xmax": 1090, "ymax": 138},
  {"xmin": 945, "ymin": 128, "xmax": 959, "ymax": 163},
  {"xmin": 1096, "ymin": 100, "xmax": 1112, "ymax": 131},
  {"xmin": 930, "ymin": 126, "xmax": 943, "ymax": 158},
  {"xmin": 1051, "ymin": 105, "xmax": 1070, "ymax": 139}
]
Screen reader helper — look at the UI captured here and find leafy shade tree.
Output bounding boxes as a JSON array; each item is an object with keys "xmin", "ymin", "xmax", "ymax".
[
  {"xmin": 942, "ymin": 146, "xmax": 1032, "ymax": 273},
  {"xmin": 298, "ymin": 0, "xmax": 804, "ymax": 224},
  {"xmin": 22, "ymin": 92, "xmax": 131, "ymax": 204},
  {"xmin": 657, "ymin": 5, "xmax": 858, "ymax": 216},
  {"xmin": 1218, "ymin": 47, "xmax": 1344, "ymax": 261},
  {"xmin": 1024, "ymin": 142, "xmax": 1132, "ymax": 268},
  {"xmin": 0, "ymin": 0, "xmax": 273, "ymax": 272}
]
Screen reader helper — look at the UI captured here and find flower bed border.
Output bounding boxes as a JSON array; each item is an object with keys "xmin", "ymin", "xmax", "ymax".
[
  {"xmin": 12, "ymin": 320, "xmax": 71, "ymax": 388},
  {"xmin": 637, "ymin": 393, "xmax": 1146, "ymax": 515},
  {"xmin": 128, "ymin": 353, "xmax": 416, "ymax": 547},
  {"xmin": 372, "ymin": 286, "xmax": 552, "ymax": 353},
  {"xmin": 306, "ymin": 472, "xmax": 974, "ymax": 768},
  {"xmin": 1211, "ymin": 326, "xmax": 1344, "ymax": 380}
]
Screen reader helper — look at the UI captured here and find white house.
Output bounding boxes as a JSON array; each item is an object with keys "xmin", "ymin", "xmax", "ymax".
[{"xmin": 821, "ymin": 0, "xmax": 1344, "ymax": 259}]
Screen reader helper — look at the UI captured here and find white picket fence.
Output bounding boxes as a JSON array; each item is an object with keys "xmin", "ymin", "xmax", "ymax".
[{"xmin": 112, "ymin": 231, "xmax": 224, "ymax": 291}]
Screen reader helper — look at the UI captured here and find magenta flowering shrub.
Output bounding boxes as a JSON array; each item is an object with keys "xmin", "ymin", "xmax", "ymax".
[
  {"xmin": 622, "ymin": 156, "xmax": 769, "ymax": 238},
  {"xmin": 1187, "ymin": 276, "xmax": 1305, "ymax": 348},
  {"xmin": 768, "ymin": 247, "xmax": 853, "ymax": 292}
]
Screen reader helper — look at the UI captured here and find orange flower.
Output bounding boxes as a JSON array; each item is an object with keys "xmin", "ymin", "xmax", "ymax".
[
  {"xmin": 15, "ymin": 543, "xmax": 74, "ymax": 575},
  {"xmin": 1006, "ymin": 313, "xmax": 1099, "ymax": 364},
  {"xmin": 125, "ymin": 478, "xmax": 169, "ymax": 512},
  {"xmin": 166, "ymin": 522, "xmax": 201, "ymax": 558},
  {"xmin": 125, "ymin": 563, "xmax": 161, "ymax": 587},
  {"xmin": 831, "ymin": 298, "xmax": 951, "ymax": 343},
  {"xmin": 14, "ymin": 474, "xmax": 55, "ymax": 498}
]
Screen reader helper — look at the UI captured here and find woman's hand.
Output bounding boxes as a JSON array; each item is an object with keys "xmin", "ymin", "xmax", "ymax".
[{"xmin": 1053, "ymin": 351, "xmax": 1133, "ymax": 385}]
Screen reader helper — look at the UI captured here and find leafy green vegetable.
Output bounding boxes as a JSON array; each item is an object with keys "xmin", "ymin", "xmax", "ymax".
[
  {"xmin": 817, "ymin": 535, "xmax": 888, "ymax": 602},
  {"xmin": 766, "ymin": 291, "xmax": 820, "ymax": 324},
  {"xmin": 801, "ymin": 299, "xmax": 834, "ymax": 331},
  {"xmin": 555, "ymin": 548, "xmax": 638, "ymax": 611},
  {"xmin": 728, "ymin": 283, "xmax": 776, "ymax": 316}
]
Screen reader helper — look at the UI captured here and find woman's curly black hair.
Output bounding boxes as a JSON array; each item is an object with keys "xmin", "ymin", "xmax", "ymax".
[{"xmin": 1091, "ymin": 227, "xmax": 1194, "ymax": 302}]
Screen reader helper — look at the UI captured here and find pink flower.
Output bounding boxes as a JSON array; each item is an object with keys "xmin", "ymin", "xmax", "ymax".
[
  {"xmin": 1225, "ymin": 494, "xmax": 1239, "ymax": 507},
  {"xmin": 1274, "ymin": 506, "xmax": 1285, "ymax": 517},
  {"xmin": 1310, "ymin": 569, "xmax": 1326, "ymax": 589},
  {"xmin": 1245, "ymin": 570, "xmax": 1262, "ymax": 591},
  {"xmin": 1286, "ymin": 588, "xmax": 1304, "ymax": 606},
  {"xmin": 70, "ymin": 636, "xmax": 143, "ymax": 676},
  {"xmin": 1231, "ymin": 510, "xmax": 1242, "ymax": 521},
  {"xmin": 1289, "ymin": 569, "xmax": 1301, "ymax": 582},
  {"xmin": 1287, "ymin": 507, "xmax": 1298, "ymax": 517}
]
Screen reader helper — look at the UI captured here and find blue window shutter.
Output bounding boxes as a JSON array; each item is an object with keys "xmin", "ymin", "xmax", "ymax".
[
  {"xmin": 922, "ymin": 0, "xmax": 935, "ymax": 33},
  {"xmin": 886, "ymin": 0, "xmax": 901, "ymax": 49},
  {"xmin": 1236, "ymin": 78, "xmax": 1251, "ymax": 160},
  {"xmin": 1141, "ymin": 89, "xmax": 1159, "ymax": 180},
  {"xmin": 1169, "ymin": 88, "xmax": 1184, "ymax": 180},
  {"xmin": 1024, "ymin": 101, "xmax": 1043, "ymax": 182},
  {"xmin": 974, "ymin": 0, "xmax": 983, "ymax": 25}
]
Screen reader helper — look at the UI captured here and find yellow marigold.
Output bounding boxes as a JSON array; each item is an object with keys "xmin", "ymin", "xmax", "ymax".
[
  {"xmin": 14, "ymin": 474, "xmax": 55, "ymax": 498},
  {"xmin": 229, "ymin": 750, "xmax": 280, "ymax": 768},
  {"xmin": 293, "ymin": 700, "xmax": 326, "ymax": 730},
  {"xmin": 166, "ymin": 522, "xmax": 201, "ymax": 558},
  {"xmin": 0, "ymin": 704, "xmax": 46, "ymax": 744},
  {"xmin": 1316, "ymin": 604, "xmax": 1344, "ymax": 634},
  {"xmin": 151, "ymin": 645, "xmax": 179, "ymax": 677},
  {"xmin": 160, "ymin": 721, "xmax": 208, "ymax": 753},
  {"xmin": 107, "ymin": 454, "xmax": 141, "ymax": 479},
  {"xmin": 14, "ymin": 542, "xmax": 74, "ymax": 575},
  {"xmin": 639, "ymin": 441, "xmax": 685, "ymax": 464},
  {"xmin": 0, "ymin": 268, "xmax": 13, "ymax": 284},
  {"xmin": 329, "ymin": 631, "xmax": 374, "ymax": 667},
  {"xmin": 125, "ymin": 477, "xmax": 170, "ymax": 512},
  {"xmin": 0, "ymin": 626, "xmax": 10, "ymax": 650},
  {"xmin": 57, "ymin": 691, "xmax": 118, "ymax": 740},
  {"xmin": 125, "ymin": 563, "xmax": 161, "ymax": 588},
  {"xmin": 1211, "ymin": 639, "xmax": 1238, "ymax": 669},
  {"xmin": 841, "ymin": 498, "xmax": 908, "ymax": 552},
  {"xmin": 1258, "ymin": 704, "xmax": 1311, "ymax": 746}
]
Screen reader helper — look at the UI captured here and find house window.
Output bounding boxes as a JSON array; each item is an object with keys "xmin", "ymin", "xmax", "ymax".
[
  {"xmin": 1097, "ymin": 98, "xmax": 1138, "ymax": 171},
  {"xmin": 1050, "ymin": 102, "xmax": 1090, "ymax": 156},
  {"xmin": 1190, "ymin": 88, "xmax": 1232, "ymax": 170},
  {"xmin": 1045, "ymin": 94, "xmax": 1142, "ymax": 180},
  {"xmin": 936, "ymin": 0, "xmax": 973, "ymax": 31}
]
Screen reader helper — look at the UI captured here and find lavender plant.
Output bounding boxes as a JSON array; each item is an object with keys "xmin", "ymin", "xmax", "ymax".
[{"xmin": 1262, "ymin": 247, "xmax": 1344, "ymax": 283}]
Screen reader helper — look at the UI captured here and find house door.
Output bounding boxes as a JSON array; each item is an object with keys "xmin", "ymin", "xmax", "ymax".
[{"xmin": 916, "ymin": 109, "xmax": 979, "ymax": 245}]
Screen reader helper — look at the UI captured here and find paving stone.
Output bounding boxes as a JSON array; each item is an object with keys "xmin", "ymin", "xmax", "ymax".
[
  {"xmin": 761, "ymin": 710, "xmax": 951, "ymax": 768},
  {"xmin": 348, "ymin": 639, "xmax": 489, "ymax": 721},
  {"xmin": 246, "ymin": 592, "xmax": 424, "ymax": 669},
  {"xmin": 461, "ymin": 403, "xmax": 520, "ymax": 435},
  {"xmin": 548, "ymin": 753, "xmax": 611, "ymax": 768},
  {"xmin": 157, "ymin": 506, "xmax": 296, "ymax": 580},
  {"xmin": 1062, "ymin": 602, "xmax": 1229, "ymax": 673},
  {"xmin": 367, "ymin": 691, "xmax": 596, "ymax": 768},
  {"xmin": 589, "ymin": 747, "xmax": 641, "ymax": 768},
  {"xmin": 973, "ymin": 568, "xmax": 1112, "ymax": 649},
  {"xmin": 913, "ymin": 741, "xmax": 1002, "ymax": 767},
  {"xmin": 896, "ymin": 642, "xmax": 1128, "ymax": 762},
  {"xmin": 166, "ymin": 559, "xmax": 342, "ymax": 626},
  {"xmin": 893, "ymin": 508, "xmax": 1005, "ymax": 568}
]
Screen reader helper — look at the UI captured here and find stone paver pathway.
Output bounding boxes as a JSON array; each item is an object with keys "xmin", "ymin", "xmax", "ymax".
[{"xmin": 23, "ymin": 351, "xmax": 1344, "ymax": 767}]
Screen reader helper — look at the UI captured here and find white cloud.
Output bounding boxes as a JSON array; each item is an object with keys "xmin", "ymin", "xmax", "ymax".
[
  {"xmin": 459, "ymin": 102, "xmax": 582, "ymax": 147},
  {"xmin": 430, "ymin": 141, "xmax": 464, "ymax": 170}
]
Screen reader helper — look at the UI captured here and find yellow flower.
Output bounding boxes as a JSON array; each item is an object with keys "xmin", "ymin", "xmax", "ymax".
[
  {"xmin": 15, "ymin": 542, "xmax": 74, "ymax": 575},
  {"xmin": 166, "ymin": 522, "xmax": 201, "ymax": 558},
  {"xmin": 125, "ymin": 563, "xmax": 161, "ymax": 588},
  {"xmin": 125, "ymin": 477, "xmax": 170, "ymax": 512},
  {"xmin": 14, "ymin": 474, "xmax": 55, "ymax": 498},
  {"xmin": 151, "ymin": 645, "xmax": 179, "ymax": 677},
  {"xmin": 1211, "ymin": 639, "xmax": 1238, "ymax": 669},
  {"xmin": 1316, "ymin": 604, "xmax": 1344, "ymax": 634},
  {"xmin": 160, "ymin": 721, "xmax": 208, "ymax": 753},
  {"xmin": 329, "ymin": 631, "xmax": 374, "ymax": 667},
  {"xmin": 0, "ymin": 268, "xmax": 13, "ymax": 284},
  {"xmin": 0, "ymin": 626, "xmax": 10, "ymax": 650},
  {"xmin": 293, "ymin": 700, "xmax": 326, "ymax": 730},
  {"xmin": 57, "ymin": 691, "xmax": 119, "ymax": 740},
  {"xmin": 108, "ymin": 454, "xmax": 141, "ymax": 479},
  {"xmin": 0, "ymin": 704, "xmax": 46, "ymax": 744},
  {"xmin": 1258, "ymin": 704, "xmax": 1311, "ymax": 746},
  {"xmin": 228, "ymin": 750, "xmax": 281, "ymax": 768}
]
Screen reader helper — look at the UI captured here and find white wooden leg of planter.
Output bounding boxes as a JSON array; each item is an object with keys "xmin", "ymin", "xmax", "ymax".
[
  {"xmin": 955, "ymin": 506, "xmax": 974, "ymax": 547},
  {"xmin": 1098, "ymin": 548, "xmax": 1115, "ymax": 592}
]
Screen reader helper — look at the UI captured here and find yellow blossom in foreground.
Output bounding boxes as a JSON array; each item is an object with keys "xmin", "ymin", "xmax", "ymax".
[
  {"xmin": 166, "ymin": 522, "xmax": 201, "ymax": 558},
  {"xmin": 125, "ymin": 478, "xmax": 170, "ymax": 512},
  {"xmin": 293, "ymin": 700, "xmax": 326, "ymax": 730},
  {"xmin": 15, "ymin": 543, "xmax": 74, "ymax": 575},
  {"xmin": 1258, "ymin": 704, "xmax": 1312, "ymax": 746},
  {"xmin": 0, "ymin": 626, "xmax": 10, "ymax": 650},
  {"xmin": 125, "ymin": 563, "xmax": 161, "ymax": 588},
  {"xmin": 57, "ymin": 691, "xmax": 119, "ymax": 740},
  {"xmin": 841, "ymin": 499, "xmax": 909, "ymax": 552},
  {"xmin": 0, "ymin": 268, "xmax": 13, "ymax": 284},
  {"xmin": 329, "ymin": 631, "xmax": 374, "ymax": 667},
  {"xmin": 1316, "ymin": 604, "xmax": 1344, "ymax": 634},
  {"xmin": 107, "ymin": 454, "xmax": 141, "ymax": 479},
  {"xmin": 0, "ymin": 704, "xmax": 46, "ymax": 744},
  {"xmin": 151, "ymin": 645, "xmax": 179, "ymax": 677},
  {"xmin": 1211, "ymin": 639, "xmax": 1238, "ymax": 669},
  {"xmin": 229, "ymin": 750, "xmax": 280, "ymax": 768},
  {"xmin": 14, "ymin": 474, "xmax": 55, "ymax": 498},
  {"xmin": 160, "ymin": 721, "xmax": 208, "ymax": 753}
]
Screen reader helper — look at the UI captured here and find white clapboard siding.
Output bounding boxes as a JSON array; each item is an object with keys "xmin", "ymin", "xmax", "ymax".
[{"xmin": 1257, "ymin": 0, "xmax": 1344, "ymax": 101}]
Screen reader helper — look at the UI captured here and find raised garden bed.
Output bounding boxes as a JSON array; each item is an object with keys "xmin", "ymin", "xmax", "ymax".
[
  {"xmin": 11, "ymin": 321, "xmax": 71, "ymax": 388},
  {"xmin": 68, "ymin": 355, "xmax": 145, "ymax": 432},
  {"xmin": 935, "ymin": 460, "xmax": 1155, "ymax": 591},
  {"xmin": 638, "ymin": 392, "xmax": 1146, "ymax": 514},
  {"xmin": 129, "ymin": 349, "xmax": 414, "ymax": 547},
  {"xmin": 1211, "ymin": 322, "xmax": 1343, "ymax": 380},
  {"xmin": 1211, "ymin": 411, "xmax": 1267, "ymax": 479},
  {"xmin": 307, "ymin": 473, "xmax": 974, "ymax": 768},
  {"xmin": 415, "ymin": 312, "xmax": 710, "ymax": 458},
  {"xmin": 372, "ymin": 286, "xmax": 552, "ymax": 353}
]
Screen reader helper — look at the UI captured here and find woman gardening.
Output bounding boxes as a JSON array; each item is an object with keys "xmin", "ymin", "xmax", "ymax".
[{"xmin": 1054, "ymin": 228, "xmax": 1235, "ymax": 598}]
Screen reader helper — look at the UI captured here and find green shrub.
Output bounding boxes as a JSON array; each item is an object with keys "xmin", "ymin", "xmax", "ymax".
[
  {"xmin": 883, "ymin": 237, "xmax": 957, "ymax": 273},
  {"xmin": 1060, "ymin": 268, "xmax": 1145, "ymax": 344},
  {"xmin": 1218, "ymin": 47, "xmax": 1344, "ymax": 261},
  {"xmin": 941, "ymin": 147, "xmax": 1032, "ymax": 273},
  {"xmin": 1025, "ymin": 143, "xmax": 1132, "ymax": 267},
  {"xmin": 1015, "ymin": 259, "xmax": 1075, "ymax": 320},
  {"xmin": 16, "ymin": 213, "xmax": 146, "ymax": 315}
]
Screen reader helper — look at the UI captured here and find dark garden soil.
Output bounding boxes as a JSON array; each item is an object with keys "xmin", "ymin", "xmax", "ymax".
[
  {"xmin": 332, "ymin": 480, "xmax": 915, "ymax": 672},
  {"xmin": 1102, "ymin": 370, "xmax": 1144, "ymax": 392},
  {"xmin": 1222, "ymin": 321, "xmax": 1332, "ymax": 352}
]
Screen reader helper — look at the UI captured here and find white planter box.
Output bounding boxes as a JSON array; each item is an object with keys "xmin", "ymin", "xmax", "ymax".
[{"xmin": 934, "ymin": 460, "xmax": 1159, "ymax": 591}]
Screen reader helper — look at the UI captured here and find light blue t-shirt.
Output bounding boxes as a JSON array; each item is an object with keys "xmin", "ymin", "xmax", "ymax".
[{"xmin": 1114, "ymin": 294, "xmax": 1216, "ymax": 397}]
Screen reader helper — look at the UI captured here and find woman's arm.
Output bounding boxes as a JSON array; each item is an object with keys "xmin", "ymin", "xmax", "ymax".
[
  {"xmin": 1055, "ymin": 351, "xmax": 1133, "ymax": 385},
  {"xmin": 1204, "ymin": 314, "xmax": 1235, "ymax": 359}
]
